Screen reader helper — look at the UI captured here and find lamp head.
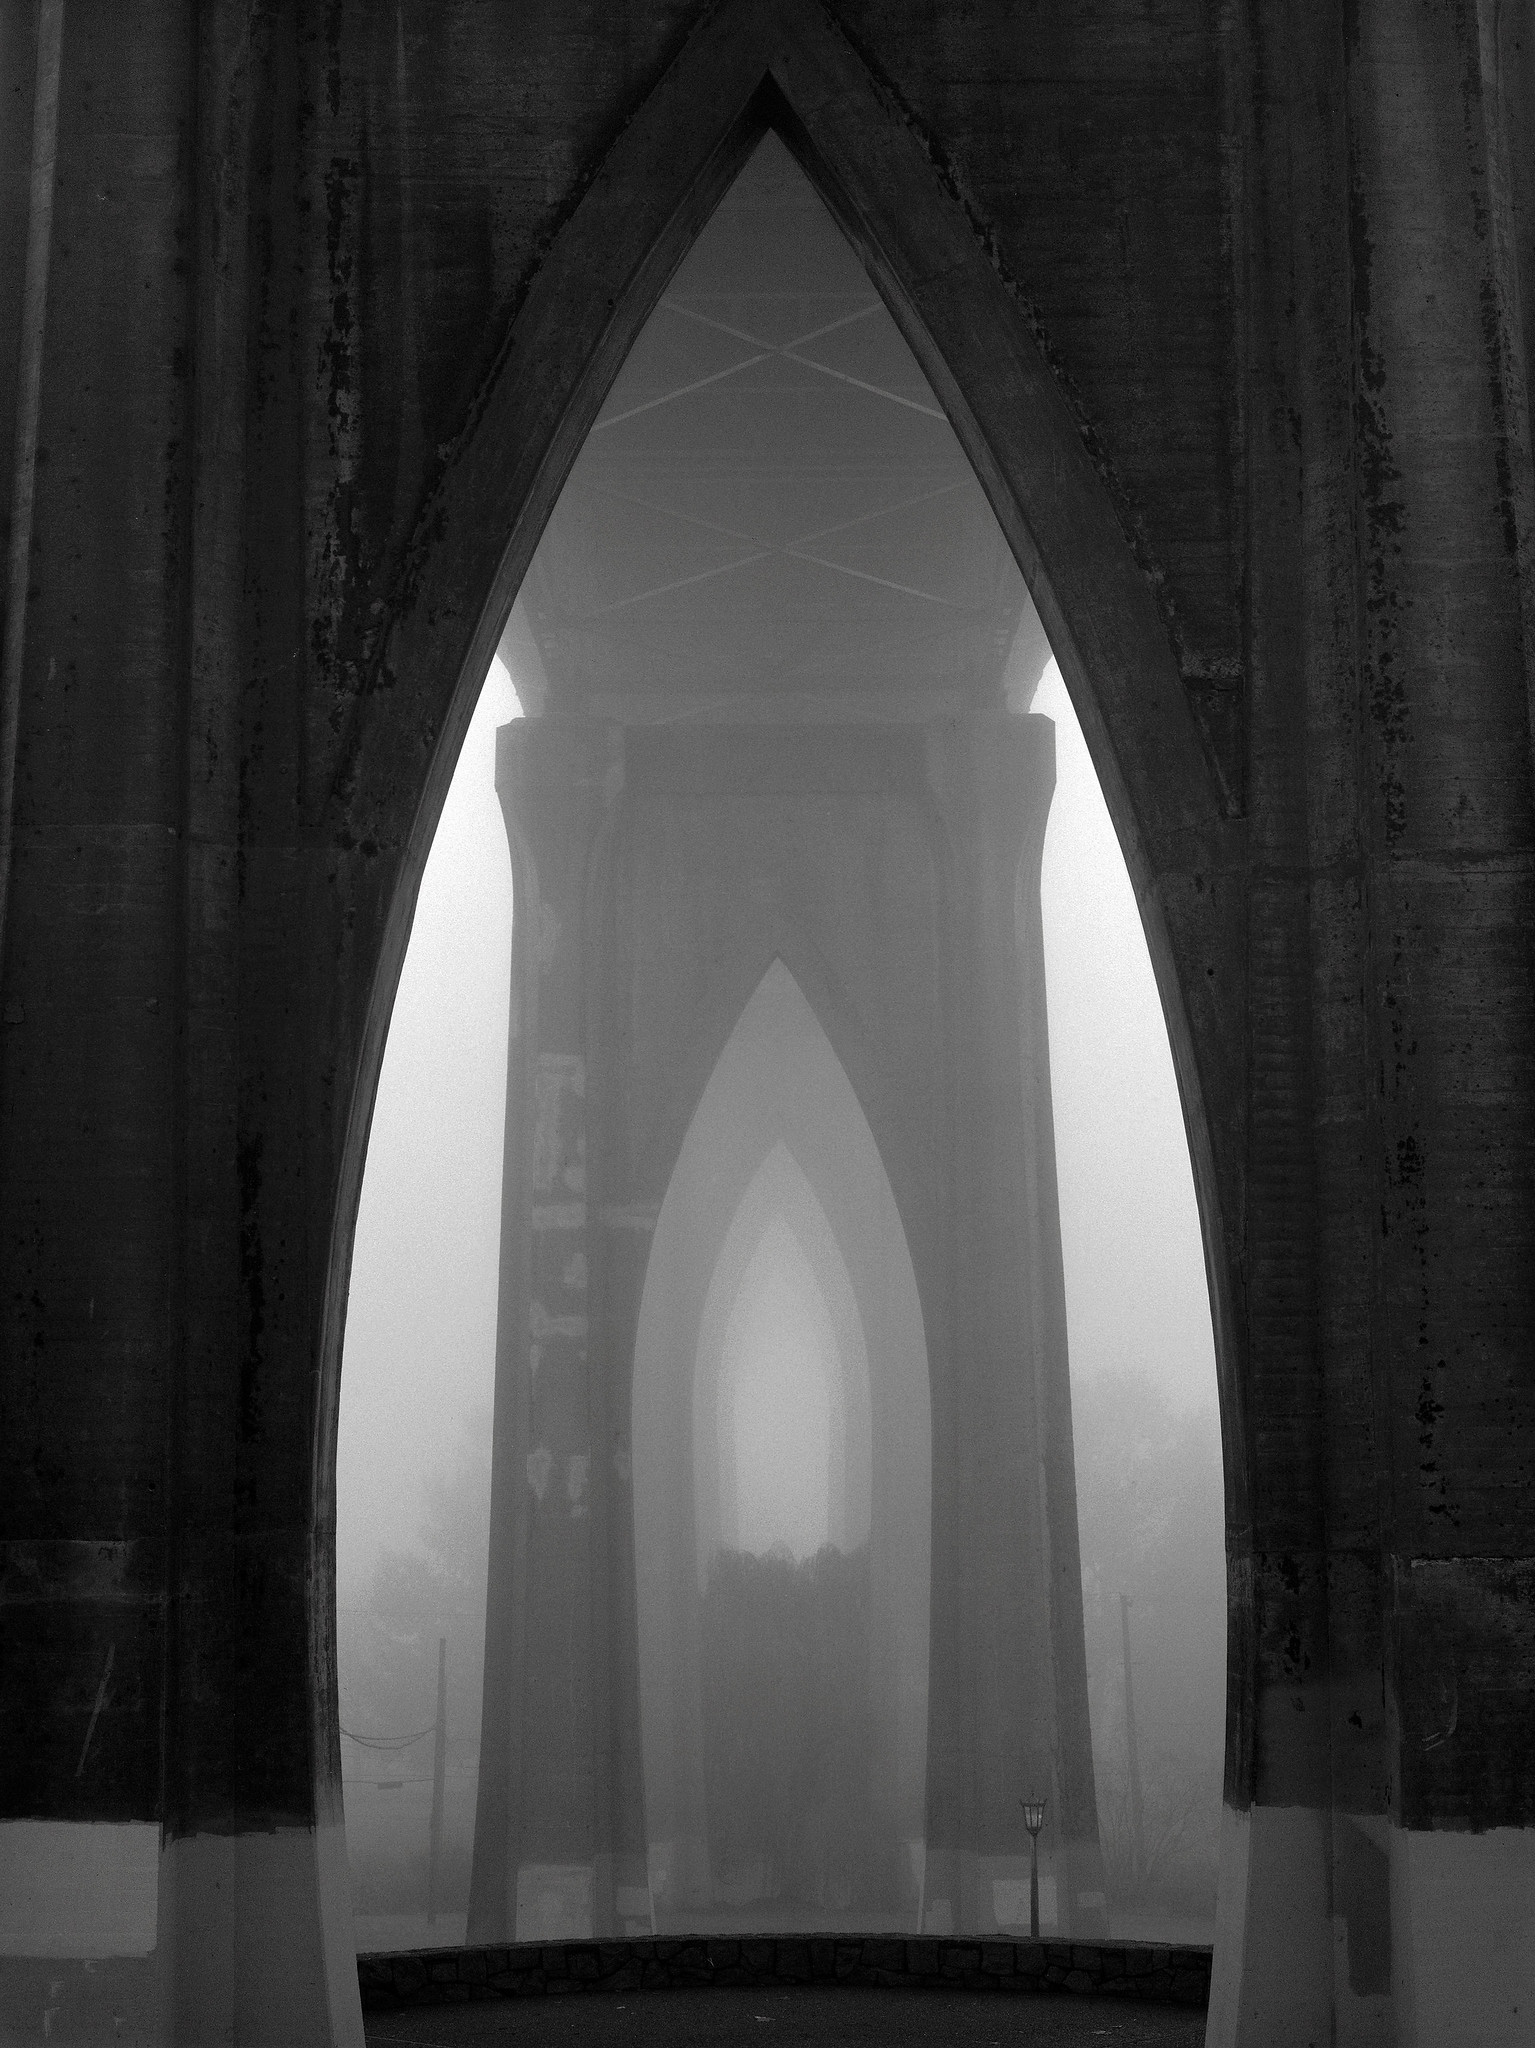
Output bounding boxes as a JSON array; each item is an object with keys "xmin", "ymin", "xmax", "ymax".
[{"xmin": 1020, "ymin": 1797, "xmax": 1046, "ymax": 1835}]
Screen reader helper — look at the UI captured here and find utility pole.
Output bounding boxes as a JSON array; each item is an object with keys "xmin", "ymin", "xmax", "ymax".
[
  {"xmin": 426, "ymin": 1635, "xmax": 447, "ymax": 1927},
  {"xmin": 1119, "ymin": 1594, "xmax": 1146, "ymax": 1890}
]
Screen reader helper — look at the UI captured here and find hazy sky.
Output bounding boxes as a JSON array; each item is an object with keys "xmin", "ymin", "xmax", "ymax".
[
  {"xmin": 336, "ymin": 658, "xmax": 519, "ymax": 1592},
  {"xmin": 335, "ymin": 653, "xmax": 1217, "ymax": 1590},
  {"xmin": 1033, "ymin": 661, "xmax": 1217, "ymax": 1409}
]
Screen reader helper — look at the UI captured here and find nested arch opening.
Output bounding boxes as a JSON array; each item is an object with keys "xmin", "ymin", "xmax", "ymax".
[
  {"xmin": 322, "ymin": 13, "xmax": 1239, "ymax": 1652},
  {"xmin": 633, "ymin": 961, "xmax": 931, "ymax": 1928},
  {"xmin": 328, "ymin": 19, "xmax": 1230, "ymax": 1964}
]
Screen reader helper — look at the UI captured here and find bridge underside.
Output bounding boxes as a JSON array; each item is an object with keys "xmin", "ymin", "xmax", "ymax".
[{"xmin": 0, "ymin": 4, "xmax": 1531, "ymax": 2046}]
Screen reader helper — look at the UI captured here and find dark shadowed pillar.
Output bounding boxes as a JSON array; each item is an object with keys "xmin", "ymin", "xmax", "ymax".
[
  {"xmin": 1206, "ymin": 5, "xmax": 1535, "ymax": 2042},
  {"xmin": 0, "ymin": 7, "xmax": 366, "ymax": 2041},
  {"xmin": 919, "ymin": 714, "xmax": 1108, "ymax": 1940},
  {"xmin": 467, "ymin": 718, "xmax": 649, "ymax": 1940}
]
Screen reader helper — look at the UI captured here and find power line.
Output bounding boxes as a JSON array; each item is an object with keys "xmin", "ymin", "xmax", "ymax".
[{"xmin": 339, "ymin": 1721, "xmax": 436, "ymax": 1751}]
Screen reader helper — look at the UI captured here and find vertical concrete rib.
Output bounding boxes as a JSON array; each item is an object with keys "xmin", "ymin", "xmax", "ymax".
[
  {"xmin": 471, "ymin": 720, "xmax": 625, "ymax": 1942},
  {"xmin": 1347, "ymin": 0, "xmax": 1535, "ymax": 1895},
  {"xmin": 1208, "ymin": 4, "xmax": 1342, "ymax": 2036},
  {"xmin": 0, "ymin": 0, "xmax": 63, "ymax": 971}
]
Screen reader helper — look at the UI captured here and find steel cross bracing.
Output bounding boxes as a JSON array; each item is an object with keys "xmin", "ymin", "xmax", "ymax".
[{"xmin": 517, "ymin": 132, "xmax": 1031, "ymax": 713}]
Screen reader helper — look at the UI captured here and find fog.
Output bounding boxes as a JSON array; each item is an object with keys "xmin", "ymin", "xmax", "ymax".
[
  {"xmin": 335, "ymin": 131, "xmax": 1223, "ymax": 1952},
  {"xmin": 719, "ymin": 1219, "xmax": 836, "ymax": 1560},
  {"xmin": 335, "ymin": 649, "xmax": 1224, "ymax": 1945},
  {"xmin": 336, "ymin": 656, "xmax": 519, "ymax": 1597},
  {"xmin": 337, "ymin": 653, "xmax": 1218, "ymax": 1600}
]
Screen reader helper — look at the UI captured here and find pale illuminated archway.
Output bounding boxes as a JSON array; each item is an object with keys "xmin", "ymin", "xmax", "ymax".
[
  {"xmin": 339, "ymin": 103, "xmax": 1228, "ymax": 1957},
  {"xmin": 632, "ymin": 962, "xmax": 930, "ymax": 1925},
  {"xmin": 693, "ymin": 1139, "xmax": 873, "ymax": 1573}
]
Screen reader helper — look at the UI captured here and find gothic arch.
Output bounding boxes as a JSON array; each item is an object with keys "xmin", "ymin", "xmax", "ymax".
[
  {"xmin": 320, "ymin": 0, "xmax": 1246, "ymax": 1598},
  {"xmin": 629, "ymin": 926, "xmax": 940, "ymax": 1312},
  {"xmin": 631, "ymin": 959, "xmax": 932, "ymax": 1917},
  {"xmin": 631, "ymin": 960, "xmax": 931, "ymax": 1465},
  {"xmin": 316, "ymin": 0, "xmax": 1251, "ymax": 1972}
]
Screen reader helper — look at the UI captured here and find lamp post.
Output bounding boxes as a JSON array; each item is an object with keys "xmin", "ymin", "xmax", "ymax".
[{"xmin": 1019, "ymin": 1797, "xmax": 1046, "ymax": 1938}]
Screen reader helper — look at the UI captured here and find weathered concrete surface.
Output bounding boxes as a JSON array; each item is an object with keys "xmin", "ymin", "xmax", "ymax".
[{"xmin": 0, "ymin": 1, "xmax": 1531, "ymax": 2042}]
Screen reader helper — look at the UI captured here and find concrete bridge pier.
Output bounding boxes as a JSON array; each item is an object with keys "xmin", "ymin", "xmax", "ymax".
[
  {"xmin": 466, "ymin": 719, "xmax": 650, "ymax": 1944},
  {"xmin": 918, "ymin": 720, "xmax": 1106, "ymax": 1943},
  {"xmin": 468, "ymin": 712, "xmax": 1107, "ymax": 1945}
]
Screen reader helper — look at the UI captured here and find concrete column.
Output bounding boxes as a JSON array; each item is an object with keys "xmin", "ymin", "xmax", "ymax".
[
  {"xmin": 1, "ymin": 8, "xmax": 365, "ymax": 2042},
  {"xmin": 1210, "ymin": 5, "xmax": 1535, "ymax": 2043},
  {"xmin": 467, "ymin": 718, "xmax": 650, "ymax": 1941},
  {"xmin": 630, "ymin": 1187, "xmax": 713, "ymax": 1916},
  {"xmin": 1345, "ymin": 6, "xmax": 1535, "ymax": 2040},
  {"xmin": 630, "ymin": 964, "xmax": 915, "ymax": 1923},
  {"xmin": 594, "ymin": 732, "xmax": 949, "ymax": 1927},
  {"xmin": 920, "ymin": 713, "xmax": 1108, "ymax": 1940},
  {"xmin": 590, "ymin": 1199, "xmax": 660, "ymax": 1934}
]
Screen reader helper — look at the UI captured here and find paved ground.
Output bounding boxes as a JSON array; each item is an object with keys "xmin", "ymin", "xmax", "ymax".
[{"xmin": 365, "ymin": 1988, "xmax": 1207, "ymax": 2046}]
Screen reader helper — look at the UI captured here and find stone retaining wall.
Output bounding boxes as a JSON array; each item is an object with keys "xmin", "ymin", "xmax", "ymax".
[{"xmin": 357, "ymin": 1935, "xmax": 1212, "ymax": 2011}]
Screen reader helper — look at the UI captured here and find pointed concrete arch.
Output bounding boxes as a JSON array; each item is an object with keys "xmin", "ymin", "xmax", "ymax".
[
  {"xmin": 631, "ymin": 960, "xmax": 932, "ymax": 1922},
  {"xmin": 630, "ymin": 920, "xmax": 940, "ymax": 1318},
  {"xmin": 318, "ymin": 0, "xmax": 1248, "ymax": 1972},
  {"xmin": 321, "ymin": 0, "xmax": 1248, "ymax": 1607}
]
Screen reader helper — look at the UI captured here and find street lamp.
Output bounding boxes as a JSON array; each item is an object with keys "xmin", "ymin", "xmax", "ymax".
[{"xmin": 1019, "ymin": 1797, "xmax": 1047, "ymax": 1938}]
